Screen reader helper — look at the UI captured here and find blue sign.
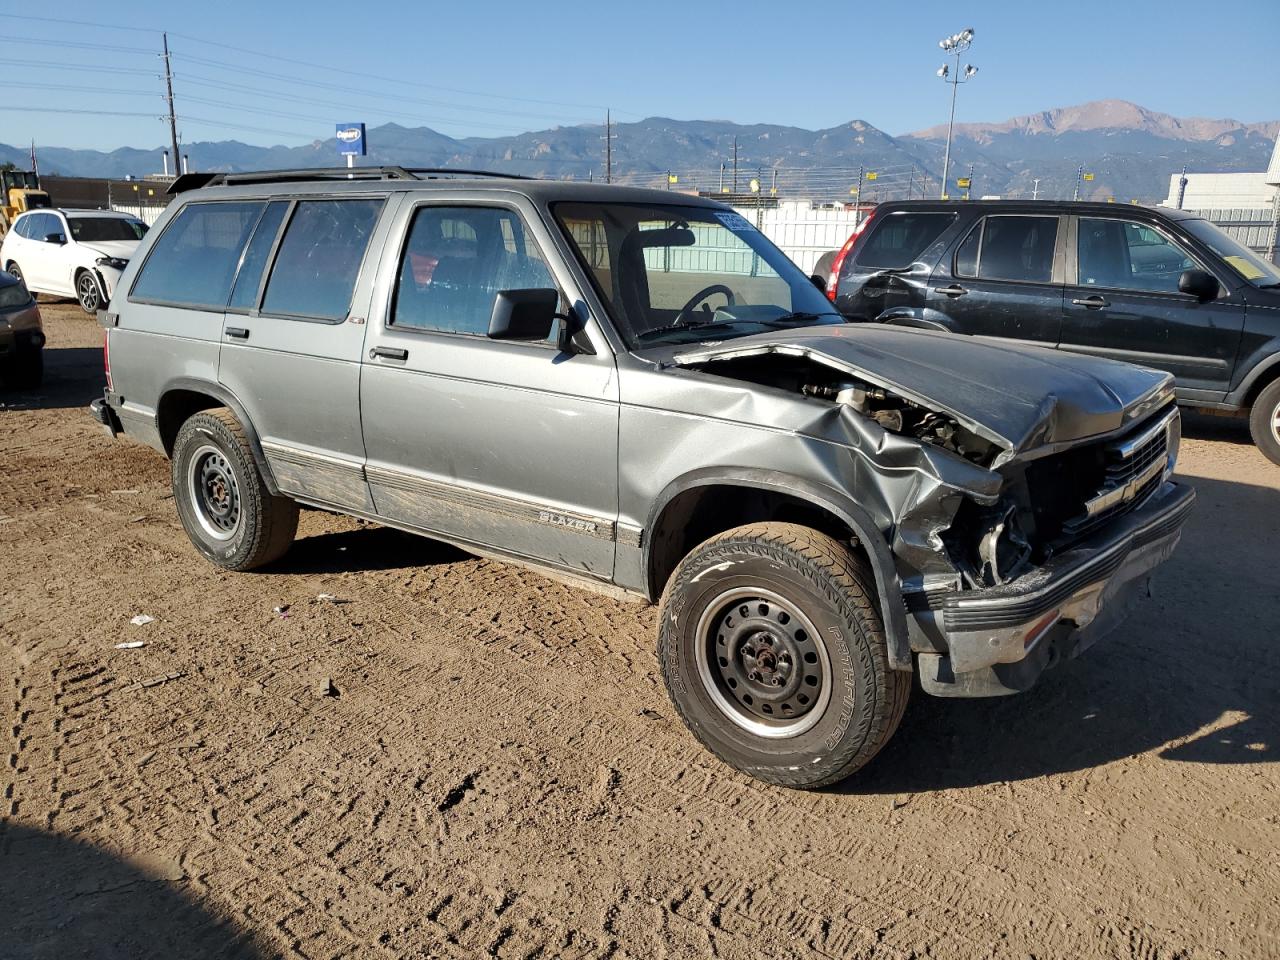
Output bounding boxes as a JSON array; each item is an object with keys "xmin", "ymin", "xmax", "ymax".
[{"xmin": 335, "ymin": 122, "xmax": 366, "ymax": 157}]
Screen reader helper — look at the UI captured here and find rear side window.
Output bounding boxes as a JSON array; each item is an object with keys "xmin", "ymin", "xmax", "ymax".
[
  {"xmin": 261, "ymin": 199, "xmax": 383, "ymax": 321},
  {"xmin": 955, "ymin": 215, "xmax": 1058, "ymax": 284},
  {"xmin": 228, "ymin": 201, "xmax": 289, "ymax": 310},
  {"xmin": 852, "ymin": 212, "xmax": 955, "ymax": 270},
  {"xmin": 14, "ymin": 215, "xmax": 33, "ymax": 239},
  {"xmin": 131, "ymin": 201, "xmax": 265, "ymax": 308}
]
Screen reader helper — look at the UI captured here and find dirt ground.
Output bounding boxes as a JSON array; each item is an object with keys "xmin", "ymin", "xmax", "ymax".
[{"xmin": 1, "ymin": 302, "xmax": 1277, "ymax": 960}]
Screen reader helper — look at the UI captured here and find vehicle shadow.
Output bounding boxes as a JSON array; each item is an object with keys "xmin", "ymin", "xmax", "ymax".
[
  {"xmin": 1180, "ymin": 410, "xmax": 1253, "ymax": 446},
  {"xmin": 0, "ymin": 823, "xmax": 267, "ymax": 959},
  {"xmin": 273, "ymin": 522, "xmax": 469, "ymax": 575},
  {"xmin": 843, "ymin": 471, "xmax": 1279, "ymax": 794},
  {"xmin": 0, "ymin": 345, "xmax": 103, "ymax": 411}
]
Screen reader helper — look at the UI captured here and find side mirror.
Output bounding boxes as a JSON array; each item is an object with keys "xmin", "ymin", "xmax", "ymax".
[
  {"xmin": 488, "ymin": 288, "xmax": 558, "ymax": 341},
  {"xmin": 1178, "ymin": 268, "xmax": 1218, "ymax": 302},
  {"xmin": 809, "ymin": 274, "xmax": 827, "ymax": 292},
  {"xmin": 44, "ymin": 232, "xmax": 66, "ymax": 245}
]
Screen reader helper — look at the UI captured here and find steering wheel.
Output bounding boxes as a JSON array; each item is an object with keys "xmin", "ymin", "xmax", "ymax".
[{"xmin": 674, "ymin": 284, "xmax": 736, "ymax": 326}]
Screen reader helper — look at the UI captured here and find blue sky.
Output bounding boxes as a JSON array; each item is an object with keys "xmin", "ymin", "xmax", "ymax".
[{"xmin": 1, "ymin": 0, "xmax": 1277, "ymax": 151}]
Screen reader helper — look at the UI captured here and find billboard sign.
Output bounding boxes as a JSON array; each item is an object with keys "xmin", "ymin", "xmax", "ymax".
[{"xmin": 335, "ymin": 123, "xmax": 367, "ymax": 157}]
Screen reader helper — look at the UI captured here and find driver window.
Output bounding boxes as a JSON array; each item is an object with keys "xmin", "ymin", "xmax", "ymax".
[
  {"xmin": 391, "ymin": 205, "xmax": 562, "ymax": 340},
  {"xmin": 1078, "ymin": 218, "xmax": 1196, "ymax": 294}
]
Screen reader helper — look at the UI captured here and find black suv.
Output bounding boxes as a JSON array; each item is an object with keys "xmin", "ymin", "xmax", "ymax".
[{"xmin": 828, "ymin": 200, "xmax": 1280, "ymax": 464}]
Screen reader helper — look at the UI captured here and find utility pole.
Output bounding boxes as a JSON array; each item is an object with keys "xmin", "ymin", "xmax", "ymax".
[
  {"xmin": 1073, "ymin": 164, "xmax": 1083, "ymax": 202},
  {"xmin": 1032, "ymin": 178, "xmax": 1041, "ymax": 200},
  {"xmin": 966, "ymin": 161, "xmax": 974, "ymax": 199},
  {"xmin": 718, "ymin": 162, "xmax": 725, "ymax": 193},
  {"xmin": 907, "ymin": 164, "xmax": 915, "ymax": 200},
  {"xmin": 732, "ymin": 137, "xmax": 739, "ymax": 194},
  {"xmin": 161, "ymin": 33, "xmax": 181, "ymax": 179},
  {"xmin": 602, "ymin": 109, "xmax": 615, "ymax": 184}
]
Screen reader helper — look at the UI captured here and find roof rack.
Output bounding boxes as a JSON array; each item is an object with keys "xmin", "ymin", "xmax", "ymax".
[{"xmin": 168, "ymin": 166, "xmax": 531, "ymax": 194}]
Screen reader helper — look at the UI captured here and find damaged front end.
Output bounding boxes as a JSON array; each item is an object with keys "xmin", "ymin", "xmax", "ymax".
[{"xmin": 673, "ymin": 330, "xmax": 1193, "ymax": 697}]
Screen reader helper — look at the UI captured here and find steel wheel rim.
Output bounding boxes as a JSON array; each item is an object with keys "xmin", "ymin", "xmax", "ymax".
[
  {"xmin": 77, "ymin": 274, "xmax": 100, "ymax": 312},
  {"xmin": 694, "ymin": 586, "xmax": 833, "ymax": 739},
  {"xmin": 1272, "ymin": 401, "xmax": 1280, "ymax": 446},
  {"xmin": 188, "ymin": 444, "xmax": 241, "ymax": 541}
]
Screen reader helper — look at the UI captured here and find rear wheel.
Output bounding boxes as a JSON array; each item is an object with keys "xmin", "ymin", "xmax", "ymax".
[
  {"xmin": 171, "ymin": 409, "xmax": 297, "ymax": 570},
  {"xmin": 75, "ymin": 270, "xmax": 102, "ymax": 315},
  {"xmin": 658, "ymin": 522, "xmax": 910, "ymax": 789},
  {"xmin": 7, "ymin": 263, "xmax": 23, "ymax": 282},
  {"xmin": 1249, "ymin": 379, "xmax": 1280, "ymax": 466}
]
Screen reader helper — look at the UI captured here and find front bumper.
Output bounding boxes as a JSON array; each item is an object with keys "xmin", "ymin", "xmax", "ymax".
[{"xmin": 917, "ymin": 480, "xmax": 1195, "ymax": 697}]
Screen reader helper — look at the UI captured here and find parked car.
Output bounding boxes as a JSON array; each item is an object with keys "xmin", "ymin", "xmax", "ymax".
[
  {"xmin": 91, "ymin": 169, "xmax": 1192, "ymax": 788},
  {"xmin": 0, "ymin": 268, "xmax": 43, "ymax": 388},
  {"xmin": 825, "ymin": 199, "xmax": 1280, "ymax": 464},
  {"xmin": 1, "ymin": 208, "xmax": 148, "ymax": 315}
]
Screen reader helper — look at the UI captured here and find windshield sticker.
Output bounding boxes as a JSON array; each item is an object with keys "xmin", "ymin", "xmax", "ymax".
[
  {"xmin": 714, "ymin": 211, "xmax": 755, "ymax": 233},
  {"xmin": 1223, "ymin": 255, "xmax": 1266, "ymax": 281}
]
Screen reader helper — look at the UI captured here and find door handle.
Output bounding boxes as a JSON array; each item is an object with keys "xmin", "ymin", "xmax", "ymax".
[
  {"xmin": 936, "ymin": 284, "xmax": 968, "ymax": 298},
  {"xmin": 370, "ymin": 346, "xmax": 408, "ymax": 361},
  {"xmin": 1071, "ymin": 295, "xmax": 1109, "ymax": 309},
  {"xmin": 225, "ymin": 326, "xmax": 250, "ymax": 340}
]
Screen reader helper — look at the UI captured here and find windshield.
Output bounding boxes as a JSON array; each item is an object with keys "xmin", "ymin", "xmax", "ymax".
[
  {"xmin": 68, "ymin": 216, "xmax": 148, "ymax": 243},
  {"xmin": 1181, "ymin": 218, "xmax": 1280, "ymax": 287},
  {"xmin": 553, "ymin": 201, "xmax": 843, "ymax": 348}
]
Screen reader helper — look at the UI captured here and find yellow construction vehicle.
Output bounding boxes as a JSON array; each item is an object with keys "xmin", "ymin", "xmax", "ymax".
[{"xmin": 0, "ymin": 170, "xmax": 52, "ymax": 238}]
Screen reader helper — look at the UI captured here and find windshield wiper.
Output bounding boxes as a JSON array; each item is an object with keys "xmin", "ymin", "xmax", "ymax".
[
  {"xmin": 761, "ymin": 311, "xmax": 842, "ymax": 326},
  {"xmin": 635, "ymin": 319, "xmax": 743, "ymax": 342}
]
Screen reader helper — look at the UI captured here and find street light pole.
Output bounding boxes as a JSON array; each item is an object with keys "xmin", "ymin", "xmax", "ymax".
[{"xmin": 936, "ymin": 28, "xmax": 977, "ymax": 200}]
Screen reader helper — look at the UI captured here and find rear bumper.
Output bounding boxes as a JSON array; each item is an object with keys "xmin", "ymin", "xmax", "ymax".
[
  {"xmin": 0, "ymin": 302, "xmax": 44, "ymax": 357},
  {"xmin": 917, "ymin": 480, "xmax": 1194, "ymax": 697},
  {"xmin": 89, "ymin": 390, "xmax": 124, "ymax": 438}
]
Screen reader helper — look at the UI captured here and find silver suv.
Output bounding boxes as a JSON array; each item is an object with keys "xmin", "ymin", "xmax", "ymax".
[{"xmin": 91, "ymin": 168, "xmax": 1194, "ymax": 788}]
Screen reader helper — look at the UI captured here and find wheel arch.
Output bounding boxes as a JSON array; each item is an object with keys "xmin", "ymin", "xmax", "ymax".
[
  {"xmin": 155, "ymin": 378, "xmax": 280, "ymax": 495},
  {"xmin": 643, "ymin": 468, "xmax": 912, "ymax": 672},
  {"xmin": 1230, "ymin": 349, "xmax": 1280, "ymax": 408}
]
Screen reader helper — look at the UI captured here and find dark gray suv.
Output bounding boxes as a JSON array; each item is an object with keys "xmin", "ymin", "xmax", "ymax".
[{"xmin": 90, "ymin": 168, "xmax": 1193, "ymax": 788}]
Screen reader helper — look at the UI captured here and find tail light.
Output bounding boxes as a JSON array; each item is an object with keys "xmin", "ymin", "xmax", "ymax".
[
  {"xmin": 826, "ymin": 211, "xmax": 876, "ymax": 302},
  {"xmin": 103, "ymin": 328, "xmax": 113, "ymax": 392}
]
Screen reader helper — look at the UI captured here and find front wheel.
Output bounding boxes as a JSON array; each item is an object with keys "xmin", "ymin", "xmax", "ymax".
[
  {"xmin": 76, "ymin": 271, "xmax": 102, "ymax": 315},
  {"xmin": 658, "ymin": 522, "xmax": 910, "ymax": 789},
  {"xmin": 1249, "ymin": 379, "xmax": 1280, "ymax": 467},
  {"xmin": 171, "ymin": 409, "xmax": 298, "ymax": 570}
]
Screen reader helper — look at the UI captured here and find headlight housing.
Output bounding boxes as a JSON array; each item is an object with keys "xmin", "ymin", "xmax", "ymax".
[
  {"xmin": 0, "ymin": 280, "xmax": 32, "ymax": 309},
  {"xmin": 95, "ymin": 256, "xmax": 129, "ymax": 271}
]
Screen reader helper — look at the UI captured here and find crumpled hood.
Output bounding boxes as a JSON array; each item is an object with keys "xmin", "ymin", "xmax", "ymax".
[
  {"xmin": 81, "ymin": 240, "xmax": 139, "ymax": 261},
  {"xmin": 672, "ymin": 324, "xmax": 1175, "ymax": 458}
]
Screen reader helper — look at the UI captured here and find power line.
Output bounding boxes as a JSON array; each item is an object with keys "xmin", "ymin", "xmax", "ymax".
[{"xmin": 6, "ymin": 35, "xmax": 155, "ymax": 54}]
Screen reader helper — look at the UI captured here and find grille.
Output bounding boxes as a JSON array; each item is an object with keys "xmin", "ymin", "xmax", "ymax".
[{"xmin": 1060, "ymin": 411, "xmax": 1174, "ymax": 540}]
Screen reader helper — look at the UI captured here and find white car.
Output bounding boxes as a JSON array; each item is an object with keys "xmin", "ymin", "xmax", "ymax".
[{"xmin": 1, "ymin": 209, "xmax": 148, "ymax": 314}]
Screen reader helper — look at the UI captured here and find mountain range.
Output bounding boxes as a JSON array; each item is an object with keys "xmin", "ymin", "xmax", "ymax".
[{"xmin": 4, "ymin": 99, "xmax": 1276, "ymax": 203}]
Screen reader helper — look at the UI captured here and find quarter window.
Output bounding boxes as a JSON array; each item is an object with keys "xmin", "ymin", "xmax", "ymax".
[
  {"xmin": 392, "ymin": 205, "xmax": 559, "ymax": 338},
  {"xmin": 852, "ymin": 212, "xmax": 955, "ymax": 271},
  {"xmin": 261, "ymin": 199, "xmax": 383, "ymax": 321},
  {"xmin": 1078, "ymin": 218, "xmax": 1196, "ymax": 294},
  {"xmin": 955, "ymin": 216, "xmax": 1058, "ymax": 283},
  {"xmin": 131, "ymin": 201, "xmax": 264, "ymax": 308}
]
